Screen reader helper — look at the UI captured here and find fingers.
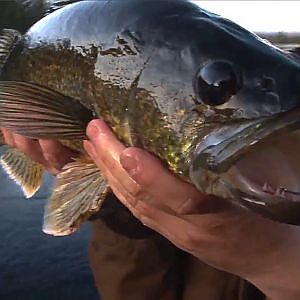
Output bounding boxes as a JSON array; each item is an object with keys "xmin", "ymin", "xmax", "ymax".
[
  {"xmin": 133, "ymin": 201, "xmax": 198, "ymax": 254},
  {"xmin": 13, "ymin": 134, "xmax": 44, "ymax": 161},
  {"xmin": 120, "ymin": 147, "xmax": 206, "ymax": 214},
  {"xmin": 0, "ymin": 129, "xmax": 76, "ymax": 175},
  {"xmin": 39, "ymin": 139, "xmax": 77, "ymax": 174},
  {"xmin": 1, "ymin": 128, "xmax": 15, "ymax": 147},
  {"xmin": 84, "ymin": 119, "xmax": 140, "ymax": 196},
  {"xmin": 85, "ymin": 119, "xmax": 207, "ymax": 216},
  {"xmin": 2, "ymin": 129, "xmax": 44, "ymax": 162}
]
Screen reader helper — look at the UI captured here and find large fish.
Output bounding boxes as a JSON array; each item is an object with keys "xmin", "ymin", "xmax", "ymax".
[{"xmin": 1, "ymin": 0, "xmax": 300, "ymax": 236}]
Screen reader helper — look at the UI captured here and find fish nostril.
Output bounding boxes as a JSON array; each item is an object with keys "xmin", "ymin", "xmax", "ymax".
[{"xmin": 259, "ymin": 76, "xmax": 275, "ymax": 92}]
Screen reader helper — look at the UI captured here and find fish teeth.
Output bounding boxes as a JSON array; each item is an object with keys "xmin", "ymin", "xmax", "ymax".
[
  {"xmin": 262, "ymin": 182, "xmax": 269, "ymax": 192},
  {"xmin": 262, "ymin": 184, "xmax": 300, "ymax": 199},
  {"xmin": 262, "ymin": 182, "xmax": 275, "ymax": 193},
  {"xmin": 275, "ymin": 187, "xmax": 286, "ymax": 197}
]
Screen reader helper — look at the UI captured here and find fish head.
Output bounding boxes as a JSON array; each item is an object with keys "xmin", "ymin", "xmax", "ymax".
[
  {"xmin": 189, "ymin": 15, "xmax": 300, "ymax": 117},
  {"xmin": 187, "ymin": 15, "xmax": 300, "ymax": 224}
]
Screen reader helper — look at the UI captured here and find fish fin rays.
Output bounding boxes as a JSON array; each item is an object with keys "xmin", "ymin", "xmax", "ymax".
[
  {"xmin": 0, "ymin": 81, "xmax": 94, "ymax": 139},
  {"xmin": 0, "ymin": 29, "xmax": 21, "ymax": 75},
  {"xmin": 43, "ymin": 157, "xmax": 108, "ymax": 236},
  {"xmin": 0, "ymin": 148, "xmax": 44, "ymax": 198}
]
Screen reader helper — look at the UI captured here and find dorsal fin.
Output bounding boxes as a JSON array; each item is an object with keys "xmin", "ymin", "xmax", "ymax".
[{"xmin": 0, "ymin": 29, "xmax": 21, "ymax": 76}]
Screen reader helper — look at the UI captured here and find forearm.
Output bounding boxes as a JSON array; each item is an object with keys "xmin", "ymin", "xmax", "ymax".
[{"xmin": 244, "ymin": 225, "xmax": 300, "ymax": 300}]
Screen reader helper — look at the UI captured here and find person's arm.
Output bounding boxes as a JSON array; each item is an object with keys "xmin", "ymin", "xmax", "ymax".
[{"xmin": 84, "ymin": 119, "xmax": 300, "ymax": 300}]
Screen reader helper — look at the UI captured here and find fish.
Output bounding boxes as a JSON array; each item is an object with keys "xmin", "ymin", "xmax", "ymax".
[{"xmin": 1, "ymin": 0, "xmax": 300, "ymax": 236}]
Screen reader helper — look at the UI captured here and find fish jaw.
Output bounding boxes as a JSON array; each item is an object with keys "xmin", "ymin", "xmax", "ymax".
[
  {"xmin": 189, "ymin": 107, "xmax": 300, "ymax": 225},
  {"xmin": 222, "ymin": 130, "xmax": 300, "ymax": 224}
]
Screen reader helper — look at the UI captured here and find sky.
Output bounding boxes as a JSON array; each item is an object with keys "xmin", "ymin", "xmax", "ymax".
[{"xmin": 192, "ymin": 1, "xmax": 300, "ymax": 32}]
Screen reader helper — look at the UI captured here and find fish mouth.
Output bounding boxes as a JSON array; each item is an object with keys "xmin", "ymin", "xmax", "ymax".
[
  {"xmin": 192, "ymin": 107, "xmax": 300, "ymax": 174},
  {"xmin": 191, "ymin": 107, "xmax": 300, "ymax": 224},
  {"xmin": 223, "ymin": 128, "xmax": 300, "ymax": 224}
]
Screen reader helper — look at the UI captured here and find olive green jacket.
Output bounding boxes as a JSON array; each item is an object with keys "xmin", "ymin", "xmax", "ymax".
[{"xmin": 88, "ymin": 195, "xmax": 265, "ymax": 300}]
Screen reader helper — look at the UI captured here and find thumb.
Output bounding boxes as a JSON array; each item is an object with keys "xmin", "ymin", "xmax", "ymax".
[{"xmin": 120, "ymin": 147, "xmax": 206, "ymax": 215}]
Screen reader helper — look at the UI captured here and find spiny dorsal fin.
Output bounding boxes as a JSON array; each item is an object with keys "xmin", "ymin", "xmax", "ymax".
[
  {"xmin": 0, "ymin": 29, "xmax": 21, "ymax": 75},
  {"xmin": 43, "ymin": 157, "xmax": 108, "ymax": 236},
  {"xmin": 0, "ymin": 148, "xmax": 44, "ymax": 198},
  {"xmin": 0, "ymin": 81, "xmax": 94, "ymax": 139}
]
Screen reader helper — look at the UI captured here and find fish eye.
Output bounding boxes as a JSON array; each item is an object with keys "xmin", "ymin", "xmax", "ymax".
[{"xmin": 194, "ymin": 60, "xmax": 241, "ymax": 106}]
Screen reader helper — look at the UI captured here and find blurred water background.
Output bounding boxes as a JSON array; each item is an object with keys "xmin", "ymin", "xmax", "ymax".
[{"xmin": 0, "ymin": 149, "xmax": 99, "ymax": 300}]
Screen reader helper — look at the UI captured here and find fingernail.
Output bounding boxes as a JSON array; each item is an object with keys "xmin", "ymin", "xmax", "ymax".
[
  {"xmin": 120, "ymin": 153, "xmax": 137, "ymax": 177},
  {"xmin": 87, "ymin": 122, "xmax": 99, "ymax": 139},
  {"xmin": 84, "ymin": 140, "xmax": 97, "ymax": 158}
]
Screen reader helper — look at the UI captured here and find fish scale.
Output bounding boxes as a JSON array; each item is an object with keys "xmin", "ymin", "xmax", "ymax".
[{"xmin": 2, "ymin": 0, "xmax": 300, "ymax": 234}]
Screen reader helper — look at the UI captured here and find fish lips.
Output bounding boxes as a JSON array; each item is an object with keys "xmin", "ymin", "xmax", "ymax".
[
  {"xmin": 189, "ymin": 107, "xmax": 300, "ymax": 225},
  {"xmin": 191, "ymin": 107, "xmax": 300, "ymax": 174}
]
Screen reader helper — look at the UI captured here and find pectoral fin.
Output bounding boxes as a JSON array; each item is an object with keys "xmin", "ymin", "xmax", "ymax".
[
  {"xmin": 0, "ymin": 81, "xmax": 94, "ymax": 139},
  {"xmin": 43, "ymin": 157, "xmax": 108, "ymax": 236},
  {"xmin": 0, "ymin": 148, "xmax": 44, "ymax": 197}
]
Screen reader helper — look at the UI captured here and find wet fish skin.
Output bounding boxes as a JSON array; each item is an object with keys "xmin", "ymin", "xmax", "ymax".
[
  {"xmin": 6, "ymin": 0, "xmax": 300, "ymax": 171},
  {"xmin": 2, "ymin": 0, "xmax": 300, "ymax": 231}
]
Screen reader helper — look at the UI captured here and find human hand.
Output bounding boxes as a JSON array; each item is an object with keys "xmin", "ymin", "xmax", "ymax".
[
  {"xmin": 84, "ymin": 119, "xmax": 300, "ymax": 300},
  {"xmin": 1, "ymin": 128, "xmax": 76, "ymax": 175}
]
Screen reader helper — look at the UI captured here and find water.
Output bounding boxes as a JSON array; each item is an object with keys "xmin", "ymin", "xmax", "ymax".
[{"xmin": 0, "ymin": 168, "xmax": 99, "ymax": 300}]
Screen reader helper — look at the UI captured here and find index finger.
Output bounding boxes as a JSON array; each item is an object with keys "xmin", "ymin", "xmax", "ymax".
[{"xmin": 85, "ymin": 119, "xmax": 140, "ymax": 196}]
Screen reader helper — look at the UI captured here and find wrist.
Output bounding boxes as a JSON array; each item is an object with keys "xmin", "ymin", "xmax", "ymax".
[{"xmin": 242, "ymin": 224, "xmax": 300, "ymax": 300}]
